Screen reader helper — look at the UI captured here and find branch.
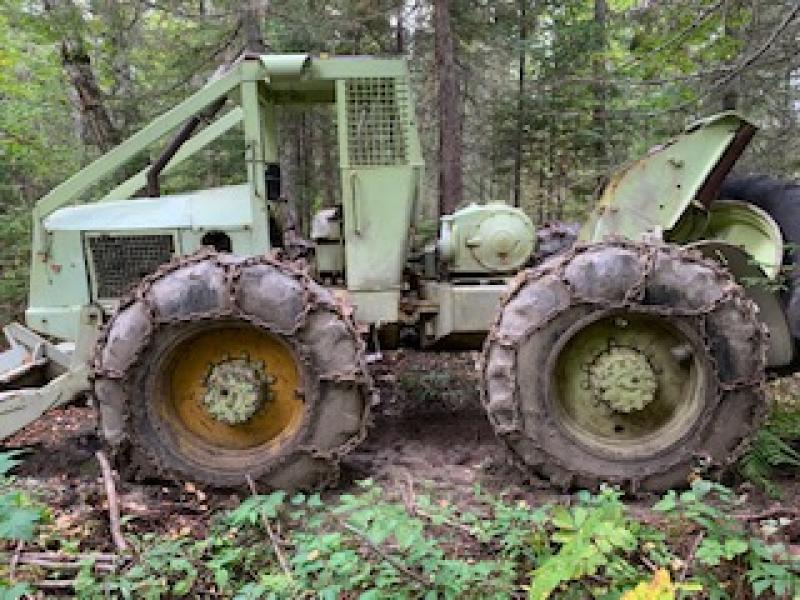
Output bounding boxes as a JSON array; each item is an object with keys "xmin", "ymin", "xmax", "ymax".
[
  {"xmin": 616, "ymin": 0, "xmax": 725, "ymax": 73},
  {"xmin": 244, "ymin": 474, "xmax": 294, "ymax": 582},
  {"xmin": 678, "ymin": 531, "xmax": 704, "ymax": 582},
  {"xmin": 9, "ymin": 540, "xmax": 23, "ymax": 582},
  {"xmin": 733, "ymin": 506, "xmax": 800, "ymax": 522},
  {"xmin": 95, "ymin": 450, "xmax": 128, "ymax": 554},
  {"xmin": 338, "ymin": 519, "xmax": 431, "ymax": 588},
  {"xmin": 685, "ymin": 3, "xmax": 800, "ymax": 109}
]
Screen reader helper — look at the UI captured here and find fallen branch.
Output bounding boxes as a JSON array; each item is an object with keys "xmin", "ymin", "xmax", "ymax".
[
  {"xmin": 678, "ymin": 531, "xmax": 705, "ymax": 582},
  {"xmin": 13, "ymin": 553, "xmax": 121, "ymax": 590},
  {"xmin": 16, "ymin": 551, "xmax": 117, "ymax": 561},
  {"xmin": 11, "ymin": 555, "xmax": 117, "ymax": 573},
  {"xmin": 398, "ymin": 470, "xmax": 493, "ymax": 546},
  {"xmin": 244, "ymin": 474, "xmax": 293, "ymax": 582},
  {"xmin": 32, "ymin": 579, "xmax": 77, "ymax": 590},
  {"xmin": 95, "ymin": 450, "xmax": 128, "ymax": 553},
  {"xmin": 639, "ymin": 554, "xmax": 658, "ymax": 573},
  {"xmin": 339, "ymin": 519, "xmax": 431, "ymax": 589},
  {"xmin": 9, "ymin": 540, "xmax": 23, "ymax": 582},
  {"xmin": 733, "ymin": 506, "xmax": 800, "ymax": 522}
]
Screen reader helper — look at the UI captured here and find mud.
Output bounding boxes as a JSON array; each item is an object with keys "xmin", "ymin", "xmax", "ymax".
[{"xmin": 2, "ymin": 350, "xmax": 797, "ymax": 543}]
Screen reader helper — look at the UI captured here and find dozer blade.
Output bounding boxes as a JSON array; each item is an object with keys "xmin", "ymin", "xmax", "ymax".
[
  {"xmin": 0, "ymin": 323, "xmax": 89, "ymax": 441},
  {"xmin": 0, "ymin": 367, "xmax": 90, "ymax": 439}
]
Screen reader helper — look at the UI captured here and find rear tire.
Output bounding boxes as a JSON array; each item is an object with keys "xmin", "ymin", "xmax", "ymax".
[
  {"xmin": 94, "ymin": 251, "xmax": 371, "ymax": 489},
  {"xmin": 483, "ymin": 241, "xmax": 767, "ymax": 492}
]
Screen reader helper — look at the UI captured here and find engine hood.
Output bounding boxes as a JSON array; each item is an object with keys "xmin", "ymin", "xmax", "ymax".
[{"xmin": 43, "ymin": 184, "xmax": 252, "ymax": 232}]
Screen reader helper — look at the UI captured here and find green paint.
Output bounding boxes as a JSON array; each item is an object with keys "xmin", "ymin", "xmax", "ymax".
[
  {"xmin": 553, "ymin": 314, "xmax": 705, "ymax": 457},
  {"xmin": 704, "ymin": 200, "xmax": 783, "ymax": 280},
  {"xmin": 588, "ymin": 346, "xmax": 657, "ymax": 413},
  {"xmin": 438, "ymin": 203, "xmax": 534, "ymax": 274},
  {"xmin": 580, "ymin": 112, "xmax": 753, "ymax": 243},
  {"xmin": 4, "ymin": 52, "xmax": 790, "ymax": 443},
  {"xmin": 26, "ymin": 54, "xmax": 424, "ymax": 340}
]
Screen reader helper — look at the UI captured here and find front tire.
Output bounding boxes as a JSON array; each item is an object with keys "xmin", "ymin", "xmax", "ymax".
[
  {"xmin": 94, "ymin": 251, "xmax": 371, "ymax": 489},
  {"xmin": 483, "ymin": 241, "xmax": 767, "ymax": 492}
]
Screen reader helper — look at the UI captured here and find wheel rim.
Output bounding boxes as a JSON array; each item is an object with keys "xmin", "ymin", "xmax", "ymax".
[
  {"xmin": 548, "ymin": 311, "xmax": 710, "ymax": 459},
  {"xmin": 152, "ymin": 323, "xmax": 305, "ymax": 455}
]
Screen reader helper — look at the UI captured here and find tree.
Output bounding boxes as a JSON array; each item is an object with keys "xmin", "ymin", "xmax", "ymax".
[{"xmin": 434, "ymin": 0, "xmax": 463, "ymax": 216}]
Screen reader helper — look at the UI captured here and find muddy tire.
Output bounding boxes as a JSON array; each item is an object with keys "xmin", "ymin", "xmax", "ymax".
[
  {"xmin": 93, "ymin": 251, "xmax": 371, "ymax": 489},
  {"xmin": 483, "ymin": 240, "xmax": 767, "ymax": 492}
]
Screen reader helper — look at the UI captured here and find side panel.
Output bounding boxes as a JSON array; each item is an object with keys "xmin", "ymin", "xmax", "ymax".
[
  {"xmin": 341, "ymin": 167, "xmax": 415, "ymax": 290},
  {"xmin": 26, "ymin": 230, "xmax": 90, "ymax": 341},
  {"xmin": 336, "ymin": 73, "xmax": 421, "ymax": 296},
  {"xmin": 421, "ymin": 282, "xmax": 506, "ymax": 343}
]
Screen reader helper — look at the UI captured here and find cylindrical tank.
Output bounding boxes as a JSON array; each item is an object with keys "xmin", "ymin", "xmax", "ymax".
[{"xmin": 438, "ymin": 203, "xmax": 535, "ymax": 274}]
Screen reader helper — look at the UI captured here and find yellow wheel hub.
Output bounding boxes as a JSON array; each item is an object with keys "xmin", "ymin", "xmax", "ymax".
[
  {"xmin": 162, "ymin": 327, "xmax": 304, "ymax": 451},
  {"xmin": 202, "ymin": 357, "xmax": 272, "ymax": 425}
]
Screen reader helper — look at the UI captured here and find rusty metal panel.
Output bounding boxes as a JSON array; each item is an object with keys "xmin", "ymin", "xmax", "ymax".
[{"xmin": 580, "ymin": 112, "xmax": 757, "ymax": 243}]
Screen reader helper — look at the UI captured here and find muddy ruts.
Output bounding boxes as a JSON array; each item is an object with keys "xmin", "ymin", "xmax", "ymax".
[
  {"xmin": 482, "ymin": 240, "xmax": 767, "ymax": 492},
  {"xmin": 92, "ymin": 250, "xmax": 372, "ymax": 489}
]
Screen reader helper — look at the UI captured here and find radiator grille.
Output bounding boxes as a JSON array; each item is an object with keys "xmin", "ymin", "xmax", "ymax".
[
  {"xmin": 88, "ymin": 235, "xmax": 174, "ymax": 299},
  {"xmin": 346, "ymin": 78, "xmax": 408, "ymax": 166}
]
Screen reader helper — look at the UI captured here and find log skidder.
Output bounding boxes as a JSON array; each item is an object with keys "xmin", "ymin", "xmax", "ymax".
[
  {"xmin": 0, "ymin": 56, "xmax": 783, "ymax": 494},
  {"xmin": 483, "ymin": 240, "xmax": 768, "ymax": 492},
  {"xmin": 93, "ymin": 251, "xmax": 372, "ymax": 489}
]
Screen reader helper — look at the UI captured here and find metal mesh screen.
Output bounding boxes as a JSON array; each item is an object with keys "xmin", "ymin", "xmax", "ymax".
[
  {"xmin": 88, "ymin": 234, "xmax": 174, "ymax": 299},
  {"xmin": 346, "ymin": 78, "xmax": 408, "ymax": 166}
]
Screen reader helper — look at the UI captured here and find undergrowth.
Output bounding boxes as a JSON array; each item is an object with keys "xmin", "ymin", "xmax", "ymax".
[
  {"xmin": 739, "ymin": 409, "xmax": 800, "ymax": 497},
  {"xmin": 0, "ymin": 205, "xmax": 30, "ymax": 327},
  {"xmin": 740, "ymin": 376, "xmax": 800, "ymax": 497},
  {"xmin": 0, "ymin": 464, "xmax": 797, "ymax": 599}
]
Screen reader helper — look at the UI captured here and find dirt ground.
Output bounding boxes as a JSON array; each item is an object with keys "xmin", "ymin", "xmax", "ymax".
[{"xmin": 3, "ymin": 350, "xmax": 798, "ymax": 554}]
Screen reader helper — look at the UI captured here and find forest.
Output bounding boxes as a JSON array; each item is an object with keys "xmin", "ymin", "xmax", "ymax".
[
  {"xmin": 1, "ymin": 0, "xmax": 800, "ymax": 598},
  {"xmin": 2, "ymin": 0, "xmax": 800, "ymax": 321}
]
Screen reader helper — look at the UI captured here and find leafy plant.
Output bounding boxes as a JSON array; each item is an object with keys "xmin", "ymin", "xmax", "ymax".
[
  {"xmin": 654, "ymin": 479, "xmax": 800, "ymax": 598},
  {"xmin": 739, "ymin": 409, "xmax": 800, "ymax": 497},
  {"xmin": 6, "ymin": 472, "xmax": 798, "ymax": 599},
  {"xmin": 0, "ymin": 451, "xmax": 46, "ymax": 543},
  {"xmin": 528, "ymin": 487, "xmax": 641, "ymax": 599}
]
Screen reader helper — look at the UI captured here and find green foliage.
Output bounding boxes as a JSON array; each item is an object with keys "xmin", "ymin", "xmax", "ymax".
[
  {"xmin": 654, "ymin": 479, "xmax": 800, "ymax": 598},
  {"xmin": 528, "ymin": 487, "xmax": 638, "ymax": 599},
  {"xmin": 0, "ymin": 205, "xmax": 31, "ymax": 325},
  {"xmin": 0, "ymin": 451, "xmax": 46, "ymax": 543},
  {"xmin": 739, "ymin": 409, "xmax": 800, "ymax": 497},
  {"xmin": 0, "ymin": 583, "xmax": 31, "ymax": 600},
  {"xmin": 398, "ymin": 370, "xmax": 455, "ymax": 403},
  {"xmin": 49, "ymin": 477, "xmax": 799, "ymax": 598},
  {"xmin": 0, "ymin": 452, "xmax": 44, "ymax": 598}
]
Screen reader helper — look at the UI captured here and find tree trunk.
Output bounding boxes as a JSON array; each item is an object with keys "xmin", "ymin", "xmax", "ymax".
[
  {"xmin": 592, "ymin": 0, "xmax": 607, "ymax": 169},
  {"xmin": 42, "ymin": 0, "xmax": 121, "ymax": 152},
  {"xmin": 59, "ymin": 39, "xmax": 121, "ymax": 152},
  {"xmin": 280, "ymin": 114, "xmax": 298, "ymax": 220},
  {"xmin": 318, "ymin": 111, "xmax": 339, "ymax": 208},
  {"xmin": 243, "ymin": 0, "xmax": 266, "ymax": 53},
  {"xmin": 299, "ymin": 112, "xmax": 312, "ymax": 235},
  {"xmin": 513, "ymin": 0, "xmax": 527, "ymax": 208},
  {"xmin": 395, "ymin": 4, "xmax": 405, "ymax": 54},
  {"xmin": 435, "ymin": 0, "xmax": 463, "ymax": 216},
  {"xmin": 720, "ymin": 0, "xmax": 742, "ymax": 110}
]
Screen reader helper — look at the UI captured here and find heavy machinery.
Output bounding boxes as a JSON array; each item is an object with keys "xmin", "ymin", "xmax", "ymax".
[{"xmin": 0, "ymin": 53, "xmax": 787, "ymax": 491}]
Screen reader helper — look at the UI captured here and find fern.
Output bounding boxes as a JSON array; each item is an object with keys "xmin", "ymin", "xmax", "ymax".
[{"xmin": 739, "ymin": 410, "xmax": 800, "ymax": 497}]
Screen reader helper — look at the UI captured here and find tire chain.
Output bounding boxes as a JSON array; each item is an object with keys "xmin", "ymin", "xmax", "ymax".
[
  {"xmin": 91, "ymin": 249, "xmax": 374, "ymax": 488},
  {"xmin": 482, "ymin": 238, "xmax": 769, "ymax": 493}
]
